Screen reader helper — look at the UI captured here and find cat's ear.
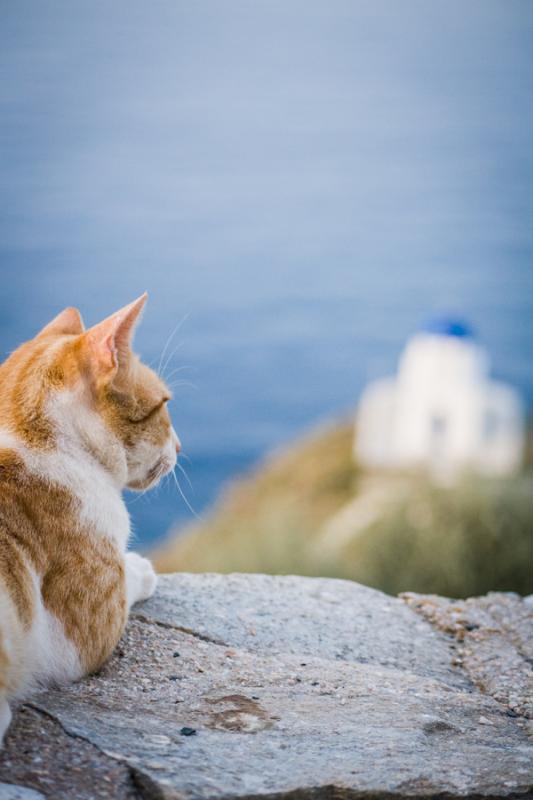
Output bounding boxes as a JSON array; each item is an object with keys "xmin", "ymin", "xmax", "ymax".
[
  {"xmin": 37, "ymin": 307, "xmax": 85, "ymax": 338},
  {"xmin": 82, "ymin": 293, "xmax": 148, "ymax": 380}
]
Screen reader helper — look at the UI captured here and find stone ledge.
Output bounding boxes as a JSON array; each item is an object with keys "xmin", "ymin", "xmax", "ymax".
[{"xmin": 0, "ymin": 574, "xmax": 532, "ymax": 800}]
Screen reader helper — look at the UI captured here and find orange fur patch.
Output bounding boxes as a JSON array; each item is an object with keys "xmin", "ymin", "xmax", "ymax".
[{"xmin": 0, "ymin": 336, "xmax": 84, "ymax": 450}]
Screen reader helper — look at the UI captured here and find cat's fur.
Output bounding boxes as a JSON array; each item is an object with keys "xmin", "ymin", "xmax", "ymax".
[{"xmin": 0, "ymin": 294, "xmax": 180, "ymax": 744}]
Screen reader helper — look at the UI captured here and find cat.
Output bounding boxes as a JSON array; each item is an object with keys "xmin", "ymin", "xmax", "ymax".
[{"xmin": 0, "ymin": 293, "xmax": 180, "ymax": 744}]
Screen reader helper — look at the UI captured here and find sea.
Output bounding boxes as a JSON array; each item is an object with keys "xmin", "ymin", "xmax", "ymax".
[{"xmin": 1, "ymin": 2, "xmax": 532, "ymax": 548}]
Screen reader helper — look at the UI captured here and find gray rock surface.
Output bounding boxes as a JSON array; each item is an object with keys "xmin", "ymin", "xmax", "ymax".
[
  {"xmin": 0, "ymin": 785, "xmax": 45, "ymax": 800},
  {"xmin": 1, "ymin": 574, "xmax": 532, "ymax": 800}
]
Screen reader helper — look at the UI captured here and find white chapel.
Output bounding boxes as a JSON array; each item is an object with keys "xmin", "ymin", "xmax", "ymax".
[{"xmin": 355, "ymin": 318, "xmax": 525, "ymax": 479}]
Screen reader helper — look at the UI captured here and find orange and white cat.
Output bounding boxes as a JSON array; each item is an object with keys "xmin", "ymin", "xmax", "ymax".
[{"xmin": 0, "ymin": 293, "xmax": 180, "ymax": 744}]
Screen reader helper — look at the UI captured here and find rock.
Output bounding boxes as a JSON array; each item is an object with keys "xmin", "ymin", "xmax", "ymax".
[
  {"xmin": 0, "ymin": 574, "xmax": 532, "ymax": 800},
  {"xmin": 0, "ymin": 785, "xmax": 46, "ymax": 800},
  {"xmin": 402, "ymin": 590, "xmax": 533, "ymax": 719}
]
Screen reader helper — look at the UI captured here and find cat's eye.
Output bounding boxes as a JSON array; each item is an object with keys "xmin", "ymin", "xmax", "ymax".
[{"xmin": 132, "ymin": 396, "xmax": 170, "ymax": 424}]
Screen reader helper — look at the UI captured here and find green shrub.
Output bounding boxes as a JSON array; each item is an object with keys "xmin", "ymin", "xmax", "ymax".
[{"xmin": 336, "ymin": 474, "xmax": 533, "ymax": 597}]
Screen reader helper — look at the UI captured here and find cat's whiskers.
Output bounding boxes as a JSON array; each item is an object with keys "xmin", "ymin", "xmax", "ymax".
[
  {"xmin": 157, "ymin": 313, "xmax": 189, "ymax": 377},
  {"xmin": 128, "ymin": 479, "xmax": 156, "ymax": 505},
  {"xmin": 166, "ymin": 379, "xmax": 198, "ymax": 392},
  {"xmin": 163, "ymin": 364, "xmax": 193, "ymax": 383},
  {"xmin": 161, "ymin": 340, "xmax": 186, "ymax": 380},
  {"xmin": 176, "ymin": 459, "xmax": 194, "ymax": 492},
  {"xmin": 171, "ymin": 467, "xmax": 201, "ymax": 520}
]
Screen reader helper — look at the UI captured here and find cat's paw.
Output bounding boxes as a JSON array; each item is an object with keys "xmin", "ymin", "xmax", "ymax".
[{"xmin": 125, "ymin": 551, "xmax": 158, "ymax": 607}]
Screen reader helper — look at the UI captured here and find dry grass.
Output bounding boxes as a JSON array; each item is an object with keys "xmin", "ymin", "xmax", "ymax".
[{"xmin": 153, "ymin": 419, "xmax": 358, "ymax": 574}]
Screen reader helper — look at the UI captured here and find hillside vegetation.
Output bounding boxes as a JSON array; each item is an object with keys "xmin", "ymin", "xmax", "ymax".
[{"xmin": 153, "ymin": 420, "xmax": 533, "ymax": 598}]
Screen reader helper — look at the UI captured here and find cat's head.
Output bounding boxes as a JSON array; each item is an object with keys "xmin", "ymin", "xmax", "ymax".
[{"xmin": 0, "ymin": 294, "xmax": 180, "ymax": 491}]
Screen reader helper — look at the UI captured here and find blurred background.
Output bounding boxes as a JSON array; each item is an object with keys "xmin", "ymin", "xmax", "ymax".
[{"xmin": 1, "ymin": 1, "xmax": 532, "ymax": 597}]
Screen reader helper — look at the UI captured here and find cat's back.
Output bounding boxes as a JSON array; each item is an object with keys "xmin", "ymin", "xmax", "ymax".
[{"xmin": 0, "ymin": 441, "xmax": 127, "ymax": 696}]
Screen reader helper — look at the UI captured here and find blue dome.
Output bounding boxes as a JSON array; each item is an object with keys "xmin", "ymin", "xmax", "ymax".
[{"xmin": 420, "ymin": 316, "xmax": 474, "ymax": 339}]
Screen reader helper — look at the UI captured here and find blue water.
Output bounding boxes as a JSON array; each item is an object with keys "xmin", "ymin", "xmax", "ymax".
[{"xmin": 1, "ymin": 2, "xmax": 533, "ymax": 548}]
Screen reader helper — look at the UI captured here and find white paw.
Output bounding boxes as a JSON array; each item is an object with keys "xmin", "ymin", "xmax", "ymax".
[{"xmin": 125, "ymin": 551, "xmax": 158, "ymax": 606}]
